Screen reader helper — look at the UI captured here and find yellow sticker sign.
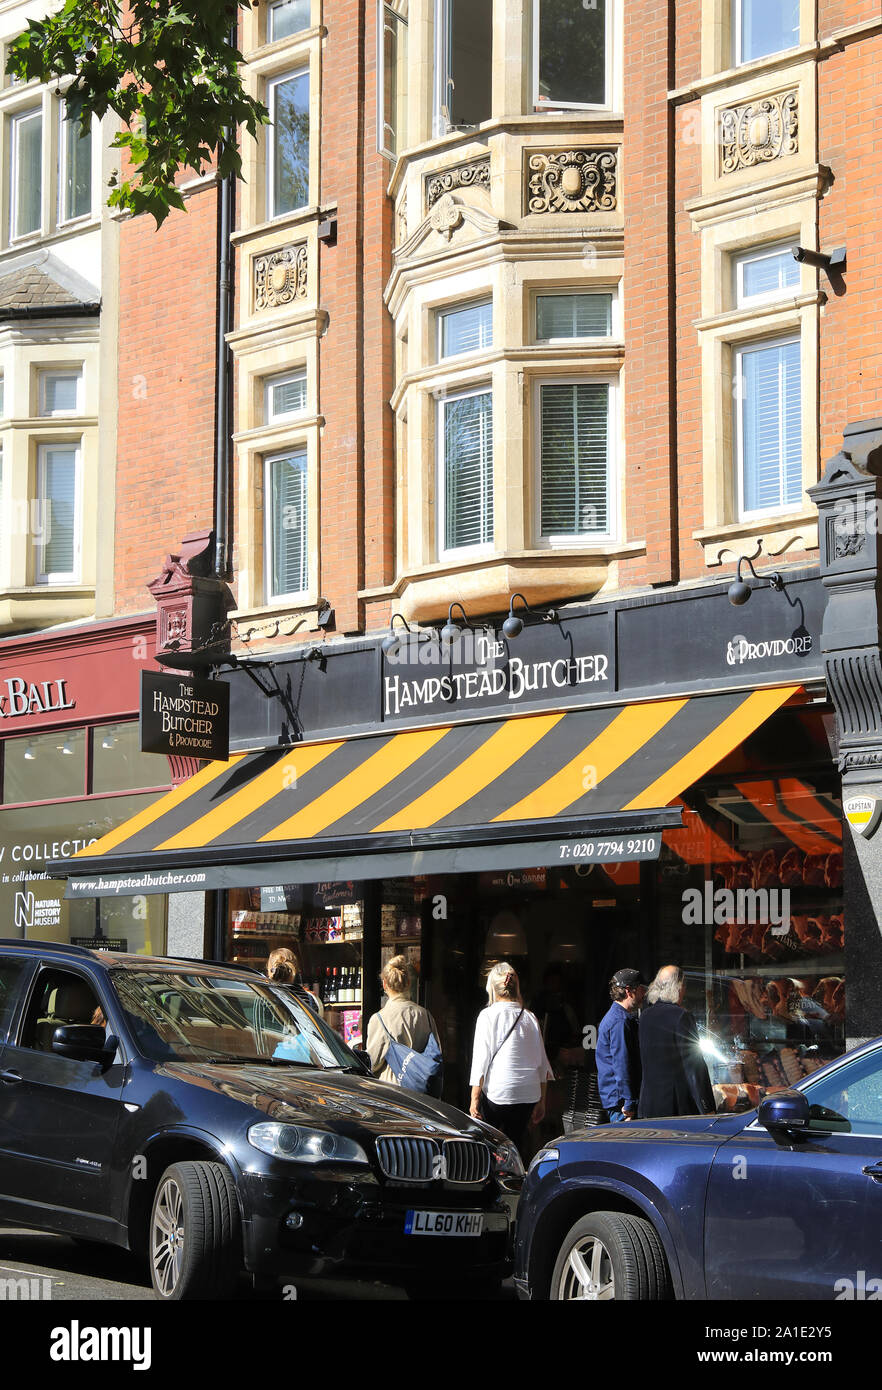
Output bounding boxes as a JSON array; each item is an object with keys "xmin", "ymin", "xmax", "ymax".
[{"xmin": 844, "ymin": 794, "xmax": 882, "ymax": 838}]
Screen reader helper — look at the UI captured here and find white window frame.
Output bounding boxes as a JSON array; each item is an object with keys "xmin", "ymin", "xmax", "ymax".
[
  {"xmin": 57, "ymin": 100, "xmax": 94, "ymax": 226},
  {"xmin": 436, "ymin": 383, "xmax": 494, "ymax": 559},
  {"xmin": 534, "ymin": 288, "xmax": 620, "ymax": 343},
  {"xmin": 734, "ymin": 333, "xmax": 802, "ymax": 522},
  {"xmin": 531, "ymin": 0, "xmax": 617, "ymax": 112},
  {"xmin": 733, "ymin": 0, "xmax": 800, "ymax": 67},
  {"xmin": 377, "ymin": 0, "xmax": 408, "ymax": 161},
  {"xmin": 265, "ymin": 369, "xmax": 308, "ymax": 423},
  {"xmin": 35, "ymin": 441, "xmax": 81, "ymax": 584},
  {"xmin": 266, "ymin": 68, "xmax": 310, "ymax": 220},
  {"xmin": 264, "ymin": 448, "xmax": 309, "ymax": 601},
  {"xmin": 9, "ymin": 106, "xmax": 42, "ymax": 242},
  {"xmin": 436, "ymin": 298, "xmax": 493, "ymax": 361},
  {"xmin": 267, "ymin": 0, "xmax": 311, "ymax": 44},
  {"xmin": 734, "ymin": 242, "xmax": 800, "ymax": 308},
  {"xmin": 433, "ymin": 0, "xmax": 492, "ymax": 137},
  {"xmin": 533, "ymin": 376, "xmax": 617, "ymax": 547},
  {"xmin": 38, "ymin": 369, "xmax": 83, "ymax": 417}
]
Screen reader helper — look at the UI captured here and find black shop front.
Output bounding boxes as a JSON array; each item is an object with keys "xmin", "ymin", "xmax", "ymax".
[{"xmin": 55, "ymin": 551, "xmax": 859, "ymax": 1148}]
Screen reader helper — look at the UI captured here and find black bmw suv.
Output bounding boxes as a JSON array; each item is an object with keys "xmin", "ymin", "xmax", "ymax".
[{"xmin": 0, "ymin": 940, "xmax": 522, "ymax": 1299}]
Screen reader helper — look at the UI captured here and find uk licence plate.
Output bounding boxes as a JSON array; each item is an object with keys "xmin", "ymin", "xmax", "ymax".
[{"xmin": 404, "ymin": 1209, "xmax": 484, "ymax": 1237}]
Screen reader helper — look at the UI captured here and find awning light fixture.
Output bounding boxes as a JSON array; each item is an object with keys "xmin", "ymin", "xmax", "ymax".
[
  {"xmin": 381, "ymin": 612, "xmax": 412, "ymax": 657},
  {"xmin": 441, "ymin": 602, "xmax": 473, "ymax": 645},
  {"xmin": 503, "ymin": 592, "xmax": 559, "ymax": 640},
  {"xmin": 727, "ymin": 554, "xmax": 785, "ymax": 607}
]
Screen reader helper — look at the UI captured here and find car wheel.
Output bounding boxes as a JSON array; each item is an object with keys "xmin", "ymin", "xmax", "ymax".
[
  {"xmin": 550, "ymin": 1212, "xmax": 671, "ymax": 1301},
  {"xmin": 149, "ymin": 1160, "xmax": 241, "ymax": 1301}
]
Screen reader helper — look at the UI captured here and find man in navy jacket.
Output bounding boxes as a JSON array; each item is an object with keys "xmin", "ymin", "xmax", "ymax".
[{"xmin": 596, "ymin": 968, "xmax": 646, "ymax": 1122}]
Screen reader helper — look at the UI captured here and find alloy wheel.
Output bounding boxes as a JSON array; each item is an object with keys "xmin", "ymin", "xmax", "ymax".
[
  {"xmin": 151, "ymin": 1176, "xmax": 185, "ymax": 1297},
  {"xmin": 557, "ymin": 1234, "xmax": 615, "ymax": 1300}
]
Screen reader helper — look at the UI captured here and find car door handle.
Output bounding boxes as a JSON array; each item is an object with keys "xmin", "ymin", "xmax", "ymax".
[
  {"xmin": 862, "ymin": 1163, "xmax": 882, "ymax": 1182},
  {"xmin": 0, "ymin": 1069, "xmax": 21, "ymax": 1085}
]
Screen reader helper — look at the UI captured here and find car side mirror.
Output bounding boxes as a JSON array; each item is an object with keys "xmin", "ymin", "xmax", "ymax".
[
  {"xmin": 758, "ymin": 1088, "xmax": 840, "ymax": 1141},
  {"xmin": 51, "ymin": 1024, "xmax": 116, "ymax": 1067}
]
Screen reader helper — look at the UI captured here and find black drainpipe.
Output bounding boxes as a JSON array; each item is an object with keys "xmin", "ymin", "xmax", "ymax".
[{"xmin": 214, "ymin": 28, "xmax": 236, "ymax": 583}]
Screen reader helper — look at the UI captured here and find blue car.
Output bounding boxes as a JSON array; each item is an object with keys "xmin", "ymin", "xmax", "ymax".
[{"xmin": 514, "ymin": 1036, "xmax": 882, "ymax": 1300}]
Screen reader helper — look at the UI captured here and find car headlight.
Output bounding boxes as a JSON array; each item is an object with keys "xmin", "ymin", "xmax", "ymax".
[
  {"xmin": 489, "ymin": 1136, "xmax": 525, "ymax": 1180},
  {"xmin": 528, "ymin": 1145, "xmax": 559, "ymax": 1174},
  {"xmin": 247, "ymin": 1122, "xmax": 368, "ymax": 1165}
]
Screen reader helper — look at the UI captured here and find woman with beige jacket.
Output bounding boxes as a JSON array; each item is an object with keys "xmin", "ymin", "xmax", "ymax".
[{"xmin": 365, "ymin": 955, "xmax": 442, "ymax": 1096}]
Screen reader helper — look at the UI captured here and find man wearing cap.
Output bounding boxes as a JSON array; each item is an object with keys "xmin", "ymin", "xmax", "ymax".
[{"xmin": 595, "ymin": 968, "xmax": 646, "ymax": 1122}]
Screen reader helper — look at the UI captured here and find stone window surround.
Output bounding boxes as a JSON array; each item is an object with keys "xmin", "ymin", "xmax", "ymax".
[
  {"xmin": 692, "ymin": 204, "xmax": 821, "ymax": 567},
  {"xmin": 700, "ymin": 0, "xmax": 816, "ymax": 80},
  {"xmin": 0, "ymin": 77, "xmax": 99, "ymax": 253}
]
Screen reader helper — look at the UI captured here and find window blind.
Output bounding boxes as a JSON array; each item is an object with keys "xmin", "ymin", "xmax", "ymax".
[
  {"xmin": 739, "ymin": 249, "xmax": 799, "ymax": 302},
  {"xmin": 536, "ymin": 293, "xmax": 612, "ymax": 340},
  {"xmin": 40, "ymin": 446, "xmax": 77, "ymax": 577},
  {"xmin": 439, "ymin": 301, "xmax": 492, "ymax": 357},
  {"xmin": 269, "ymin": 453, "xmax": 308, "ymax": 596},
  {"xmin": 540, "ymin": 382, "xmax": 610, "ymax": 537},
  {"xmin": 740, "ymin": 340, "xmax": 801, "ymax": 514},
  {"xmin": 42, "ymin": 373, "xmax": 80, "ymax": 414},
  {"xmin": 443, "ymin": 391, "xmax": 493, "ymax": 549},
  {"xmin": 270, "ymin": 373, "xmax": 306, "ymax": 417}
]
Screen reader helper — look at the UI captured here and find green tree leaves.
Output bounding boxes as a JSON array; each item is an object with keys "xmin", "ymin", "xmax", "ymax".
[{"xmin": 6, "ymin": 1, "xmax": 269, "ymax": 227}]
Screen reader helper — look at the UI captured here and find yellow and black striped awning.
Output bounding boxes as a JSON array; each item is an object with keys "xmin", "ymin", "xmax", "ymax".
[{"xmin": 58, "ymin": 684, "xmax": 799, "ymax": 895}]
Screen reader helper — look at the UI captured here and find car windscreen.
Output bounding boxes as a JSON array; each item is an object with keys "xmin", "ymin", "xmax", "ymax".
[{"xmin": 109, "ymin": 969, "xmax": 356, "ymax": 1069}]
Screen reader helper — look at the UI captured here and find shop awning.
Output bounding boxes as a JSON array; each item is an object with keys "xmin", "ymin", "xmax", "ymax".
[{"xmin": 53, "ymin": 684, "xmax": 800, "ymax": 896}]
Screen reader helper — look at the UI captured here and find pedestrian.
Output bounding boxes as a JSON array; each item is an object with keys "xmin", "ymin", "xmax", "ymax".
[
  {"xmin": 469, "ymin": 961, "xmax": 553, "ymax": 1154},
  {"xmin": 637, "ymin": 964, "xmax": 715, "ymax": 1118},
  {"xmin": 365, "ymin": 955, "xmax": 443, "ymax": 1096},
  {"xmin": 595, "ymin": 968, "xmax": 646, "ymax": 1122},
  {"xmin": 266, "ymin": 947, "xmax": 322, "ymax": 1017}
]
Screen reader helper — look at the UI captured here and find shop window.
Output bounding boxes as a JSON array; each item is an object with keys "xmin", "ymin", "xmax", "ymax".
[
  {"xmin": 533, "ymin": 0, "xmax": 611, "ymax": 109},
  {"xmin": 35, "ymin": 442, "xmax": 79, "ymax": 583},
  {"xmin": 734, "ymin": 0, "xmax": 799, "ymax": 65},
  {"xmin": 265, "ymin": 449, "xmax": 308, "ymax": 598},
  {"xmin": 268, "ymin": 0, "xmax": 311, "ymax": 42},
  {"xmin": 38, "ymin": 369, "xmax": 82, "ymax": 416},
  {"xmin": 9, "ymin": 107, "xmax": 42, "ymax": 240},
  {"xmin": 537, "ymin": 380, "xmax": 613, "ymax": 542},
  {"xmin": 735, "ymin": 336, "xmax": 801, "ymax": 518},
  {"xmin": 378, "ymin": 1, "xmax": 408, "ymax": 161},
  {"xmin": 434, "ymin": 0, "xmax": 492, "ymax": 136},
  {"xmin": 535, "ymin": 292, "xmax": 613, "ymax": 342},
  {"xmin": 58, "ymin": 97, "xmax": 93, "ymax": 224},
  {"xmin": 3, "ymin": 727, "xmax": 87, "ymax": 804},
  {"xmin": 734, "ymin": 244, "xmax": 799, "ymax": 307},
  {"xmin": 265, "ymin": 369, "xmax": 307, "ymax": 422},
  {"xmin": 438, "ymin": 386, "xmax": 493, "ymax": 553},
  {"xmin": 437, "ymin": 300, "xmax": 492, "ymax": 360},
  {"xmin": 267, "ymin": 69, "xmax": 310, "ymax": 218},
  {"xmin": 91, "ymin": 722, "xmax": 168, "ymax": 795}
]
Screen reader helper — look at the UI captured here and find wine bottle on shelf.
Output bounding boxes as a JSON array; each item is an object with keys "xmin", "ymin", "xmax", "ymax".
[
  {"xmin": 338, "ymin": 968, "xmax": 347, "ymax": 1004},
  {"xmin": 342, "ymin": 968, "xmax": 352, "ymax": 1004},
  {"xmin": 329, "ymin": 968, "xmax": 338, "ymax": 1004}
]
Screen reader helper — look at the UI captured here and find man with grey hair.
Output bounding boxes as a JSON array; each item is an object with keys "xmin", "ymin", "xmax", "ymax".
[{"xmin": 637, "ymin": 965, "xmax": 715, "ymax": 1119}]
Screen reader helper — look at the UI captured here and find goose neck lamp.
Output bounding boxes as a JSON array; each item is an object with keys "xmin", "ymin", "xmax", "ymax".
[
  {"xmin": 503, "ymin": 592, "xmax": 559, "ymax": 639},
  {"xmin": 727, "ymin": 555, "xmax": 785, "ymax": 607}
]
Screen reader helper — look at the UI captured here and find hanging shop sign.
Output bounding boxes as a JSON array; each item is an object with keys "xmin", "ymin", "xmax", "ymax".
[
  {"xmin": 140, "ymin": 671, "xmax": 229, "ymax": 761},
  {"xmin": 843, "ymin": 794, "xmax": 882, "ymax": 839}
]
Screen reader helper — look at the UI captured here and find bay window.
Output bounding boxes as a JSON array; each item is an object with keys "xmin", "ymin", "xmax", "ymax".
[
  {"xmin": 434, "ymin": 0, "xmax": 492, "ymax": 135},
  {"xmin": 378, "ymin": 2, "xmax": 408, "ymax": 160},
  {"xmin": 533, "ymin": 0, "xmax": 611, "ymax": 109},
  {"xmin": 35, "ymin": 443, "xmax": 79, "ymax": 583},
  {"xmin": 438, "ymin": 387, "xmax": 493, "ymax": 553},
  {"xmin": 538, "ymin": 380, "xmax": 613, "ymax": 542},
  {"xmin": 268, "ymin": 70, "xmax": 310, "ymax": 218},
  {"xmin": 10, "ymin": 108, "xmax": 41, "ymax": 240}
]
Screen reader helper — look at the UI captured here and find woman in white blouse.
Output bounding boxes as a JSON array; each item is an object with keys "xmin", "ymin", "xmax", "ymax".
[{"xmin": 469, "ymin": 961, "xmax": 553, "ymax": 1153}]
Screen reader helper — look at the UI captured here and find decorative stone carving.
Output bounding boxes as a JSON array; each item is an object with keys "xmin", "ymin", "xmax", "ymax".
[
  {"xmin": 254, "ymin": 244, "xmax": 308, "ymax": 311},
  {"xmin": 718, "ymin": 90, "xmax": 798, "ymax": 176},
  {"xmin": 828, "ymin": 512, "xmax": 866, "ymax": 561},
  {"xmin": 526, "ymin": 149, "xmax": 617, "ymax": 215},
  {"xmin": 425, "ymin": 159, "xmax": 491, "ymax": 211},
  {"xmin": 428, "ymin": 193, "xmax": 464, "ymax": 241}
]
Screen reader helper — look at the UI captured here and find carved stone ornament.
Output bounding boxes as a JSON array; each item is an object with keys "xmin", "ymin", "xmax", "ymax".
[
  {"xmin": 425, "ymin": 158, "xmax": 491, "ymax": 211},
  {"xmin": 254, "ymin": 244, "xmax": 308, "ymax": 311},
  {"xmin": 428, "ymin": 193, "xmax": 464, "ymax": 241},
  {"xmin": 828, "ymin": 513, "xmax": 866, "ymax": 561},
  {"xmin": 718, "ymin": 90, "xmax": 799, "ymax": 176},
  {"xmin": 526, "ymin": 149, "xmax": 617, "ymax": 215}
]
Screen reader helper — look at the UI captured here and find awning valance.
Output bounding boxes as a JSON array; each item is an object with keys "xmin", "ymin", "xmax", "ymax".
[{"xmin": 54, "ymin": 684, "xmax": 800, "ymax": 896}]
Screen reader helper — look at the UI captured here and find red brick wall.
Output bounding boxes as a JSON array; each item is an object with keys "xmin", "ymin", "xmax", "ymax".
[
  {"xmin": 114, "ymin": 185, "xmax": 220, "ymax": 613},
  {"xmin": 619, "ymin": 1, "xmax": 677, "ymax": 588},
  {"xmin": 673, "ymin": 100, "xmax": 705, "ymax": 583}
]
